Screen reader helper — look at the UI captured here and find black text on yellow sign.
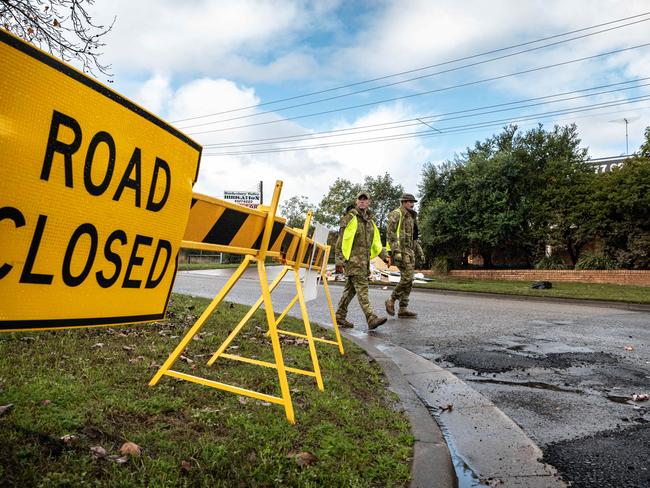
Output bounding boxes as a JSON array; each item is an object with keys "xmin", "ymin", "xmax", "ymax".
[{"xmin": 0, "ymin": 30, "xmax": 201, "ymax": 331}]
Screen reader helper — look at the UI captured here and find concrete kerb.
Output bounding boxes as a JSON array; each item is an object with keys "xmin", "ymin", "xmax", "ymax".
[
  {"xmin": 343, "ymin": 330, "xmax": 567, "ymax": 488},
  {"xmin": 342, "ymin": 330, "xmax": 457, "ymax": 488}
]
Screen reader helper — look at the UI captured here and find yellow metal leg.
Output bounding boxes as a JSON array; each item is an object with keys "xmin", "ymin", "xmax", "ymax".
[
  {"xmin": 207, "ymin": 266, "xmax": 290, "ymax": 366},
  {"xmin": 293, "ymin": 268, "xmax": 324, "ymax": 391},
  {"xmin": 149, "ymin": 256, "xmax": 253, "ymax": 386},
  {"xmin": 257, "ymin": 259, "xmax": 295, "ymax": 424},
  {"xmin": 274, "ymin": 294, "xmax": 299, "ymax": 326}
]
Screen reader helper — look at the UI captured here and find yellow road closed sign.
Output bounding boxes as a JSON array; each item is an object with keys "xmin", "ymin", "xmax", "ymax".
[{"xmin": 0, "ymin": 30, "xmax": 201, "ymax": 331}]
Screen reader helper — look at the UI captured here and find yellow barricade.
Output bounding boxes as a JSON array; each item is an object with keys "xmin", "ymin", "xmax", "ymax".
[{"xmin": 150, "ymin": 181, "xmax": 344, "ymax": 423}]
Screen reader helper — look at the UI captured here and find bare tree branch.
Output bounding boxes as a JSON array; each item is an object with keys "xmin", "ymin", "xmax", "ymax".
[{"xmin": 1, "ymin": 0, "xmax": 115, "ymax": 78}]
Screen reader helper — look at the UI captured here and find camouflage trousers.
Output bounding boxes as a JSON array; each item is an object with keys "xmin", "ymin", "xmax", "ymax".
[
  {"xmin": 391, "ymin": 252, "xmax": 414, "ymax": 307},
  {"xmin": 336, "ymin": 274, "xmax": 376, "ymax": 323}
]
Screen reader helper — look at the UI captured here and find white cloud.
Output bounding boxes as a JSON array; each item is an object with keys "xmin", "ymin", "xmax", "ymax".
[
  {"xmin": 145, "ymin": 77, "xmax": 326, "ymax": 201},
  {"xmin": 215, "ymin": 52, "xmax": 320, "ymax": 83},
  {"xmin": 338, "ymin": 0, "xmax": 650, "ymax": 79},
  {"xmin": 553, "ymin": 103, "xmax": 650, "ymax": 156},
  {"xmin": 135, "ymin": 74, "xmax": 172, "ymax": 116},
  {"xmin": 306, "ymin": 102, "xmax": 435, "ymax": 197},
  {"xmin": 166, "ymin": 78, "xmax": 259, "ymax": 121},
  {"xmin": 93, "ymin": 0, "xmax": 338, "ymax": 81}
]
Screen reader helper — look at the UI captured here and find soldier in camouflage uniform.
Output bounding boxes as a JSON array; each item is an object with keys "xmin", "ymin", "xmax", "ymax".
[
  {"xmin": 335, "ymin": 191, "xmax": 388, "ymax": 330},
  {"xmin": 385, "ymin": 193, "xmax": 425, "ymax": 318}
]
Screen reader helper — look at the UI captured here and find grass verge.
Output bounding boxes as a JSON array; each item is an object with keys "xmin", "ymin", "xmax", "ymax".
[
  {"xmin": 0, "ymin": 294, "xmax": 412, "ymax": 487},
  {"xmin": 413, "ymin": 276, "xmax": 650, "ymax": 304}
]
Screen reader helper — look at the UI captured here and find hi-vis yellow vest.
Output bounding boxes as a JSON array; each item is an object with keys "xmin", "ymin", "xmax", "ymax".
[
  {"xmin": 386, "ymin": 211, "xmax": 402, "ymax": 252},
  {"xmin": 342, "ymin": 216, "xmax": 383, "ymax": 260}
]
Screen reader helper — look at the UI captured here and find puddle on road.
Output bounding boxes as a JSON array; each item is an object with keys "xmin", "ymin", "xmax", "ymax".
[{"xmin": 468, "ymin": 378, "xmax": 583, "ymax": 394}]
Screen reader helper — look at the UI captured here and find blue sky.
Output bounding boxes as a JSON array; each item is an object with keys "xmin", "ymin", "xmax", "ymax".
[{"xmin": 88, "ymin": 1, "xmax": 650, "ymax": 206}]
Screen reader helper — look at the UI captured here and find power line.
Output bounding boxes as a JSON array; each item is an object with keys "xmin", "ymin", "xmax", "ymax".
[
  {"xmin": 188, "ymin": 42, "xmax": 650, "ymax": 136},
  {"xmin": 203, "ymin": 101, "xmax": 650, "ymax": 156},
  {"xmin": 417, "ymin": 103, "xmax": 650, "ymax": 148},
  {"xmin": 201, "ymin": 95, "xmax": 650, "ymax": 156},
  {"xmin": 432, "ymin": 96, "xmax": 650, "ymax": 135},
  {"xmin": 203, "ymin": 79, "xmax": 650, "ymax": 148},
  {"xmin": 172, "ymin": 11, "xmax": 650, "ymax": 124},
  {"xmin": 204, "ymin": 78, "xmax": 650, "ymax": 147},
  {"xmin": 178, "ymin": 16, "xmax": 650, "ymax": 130}
]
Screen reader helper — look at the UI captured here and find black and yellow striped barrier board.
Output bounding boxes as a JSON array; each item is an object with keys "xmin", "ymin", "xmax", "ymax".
[{"xmin": 182, "ymin": 193, "xmax": 326, "ymax": 269}]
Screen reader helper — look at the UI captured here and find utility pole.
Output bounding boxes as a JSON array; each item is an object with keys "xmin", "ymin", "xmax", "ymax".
[
  {"xmin": 259, "ymin": 180, "xmax": 263, "ymax": 205},
  {"xmin": 624, "ymin": 118, "xmax": 629, "ymax": 155}
]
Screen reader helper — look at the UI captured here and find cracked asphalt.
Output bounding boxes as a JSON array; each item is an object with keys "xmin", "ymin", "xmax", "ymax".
[{"xmin": 174, "ymin": 269, "xmax": 650, "ymax": 488}]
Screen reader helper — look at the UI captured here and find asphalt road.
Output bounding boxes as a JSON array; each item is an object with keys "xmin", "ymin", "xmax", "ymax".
[{"xmin": 174, "ymin": 269, "xmax": 650, "ymax": 488}]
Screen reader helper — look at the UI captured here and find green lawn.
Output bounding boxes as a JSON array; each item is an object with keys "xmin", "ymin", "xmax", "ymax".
[
  {"xmin": 0, "ymin": 295, "xmax": 412, "ymax": 487},
  {"xmin": 414, "ymin": 276, "xmax": 650, "ymax": 304}
]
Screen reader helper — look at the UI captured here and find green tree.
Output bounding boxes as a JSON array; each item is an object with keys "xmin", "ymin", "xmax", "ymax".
[
  {"xmin": 595, "ymin": 157, "xmax": 650, "ymax": 268},
  {"xmin": 279, "ymin": 195, "xmax": 312, "ymax": 229},
  {"xmin": 314, "ymin": 173, "xmax": 403, "ymax": 236},
  {"xmin": 314, "ymin": 178, "xmax": 361, "ymax": 229},
  {"xmin": 1, "ymin": 0, "xmax": 114, "ymax": 76},
  {"xmin": 418, "ymin": 159, "xmax": 470, "ymax": 266},
  {"xmin": 418, "ymin": 124, "xmax": 592, "ymax": 267},
  {"xmin": 527, "ymin": 124, "xmax": 592, "ymax": 265},
  {"xmin": 420, "ymin": 126, "xmax": 533, "ymax": 267},
  {"xmin": 363, "ymin": 173, "xmax": 403, "ymax": 237},
  {"xmin": 637, "ymin": 126, "xmax": 650, "ymax": 158}
]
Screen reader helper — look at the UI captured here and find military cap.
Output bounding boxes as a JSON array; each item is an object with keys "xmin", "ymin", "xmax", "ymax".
[
  {"xmin": 400, "ymin": 193, "xmax": 418, "ymax": 202},
  {"xmin": 357, "ymin": 190, "xmax": 370, "ymax": 199}
]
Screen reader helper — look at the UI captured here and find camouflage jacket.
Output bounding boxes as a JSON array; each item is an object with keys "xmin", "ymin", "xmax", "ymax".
[
  {"xmin": 335, "ymin": 207, "xmax": 386, "ymax": 276},
  {"xmin": 386, "ymin": 207, "xmax": 424, "ymax": 260}
]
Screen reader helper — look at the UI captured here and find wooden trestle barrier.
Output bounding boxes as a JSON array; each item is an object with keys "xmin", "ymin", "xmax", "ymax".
[{"xmin": 149, "ymin": 181, "xmax": 344, "ymax": 423}]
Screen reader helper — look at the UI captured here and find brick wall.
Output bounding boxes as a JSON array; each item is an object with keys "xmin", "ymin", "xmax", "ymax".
[{"xmin": 448, "ymin": 269, "xmax": 650, "ymax": 286}]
